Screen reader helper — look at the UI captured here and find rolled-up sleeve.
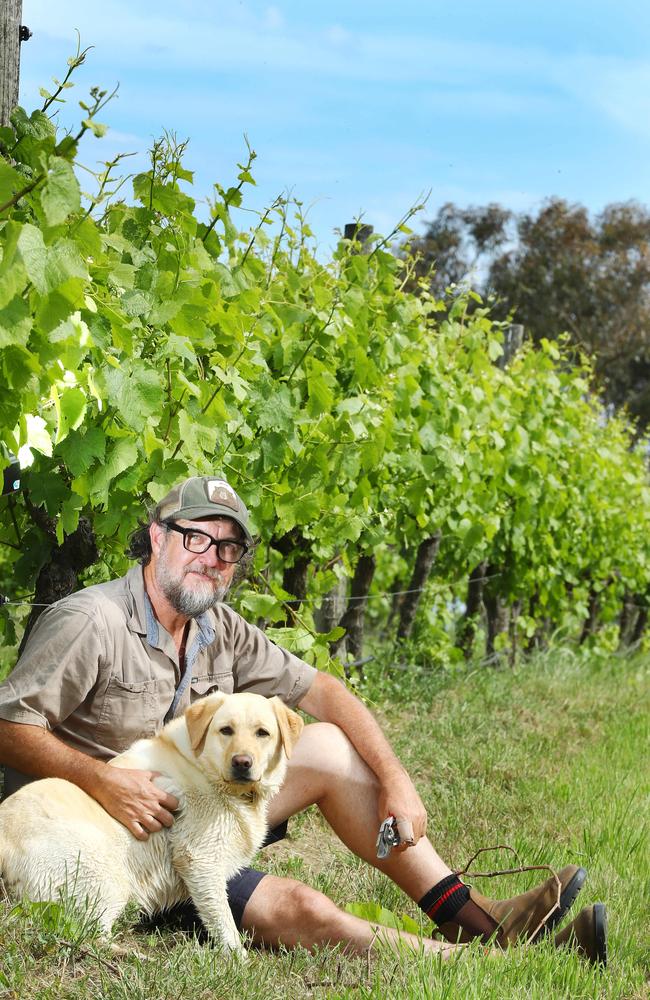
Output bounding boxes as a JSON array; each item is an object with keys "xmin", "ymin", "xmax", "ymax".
[
  {"xmin": 0, "ymin": 605, "xmax": 103, "ymax": 730},
  {"xmin": 223, "ymin": 608, "xmax": 317, "ymax": 706}
]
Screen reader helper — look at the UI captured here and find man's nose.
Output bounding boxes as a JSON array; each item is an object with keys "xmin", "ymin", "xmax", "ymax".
[{"xmin": 198, "ymin": 541, "xmax": 227, "ymax": 567}]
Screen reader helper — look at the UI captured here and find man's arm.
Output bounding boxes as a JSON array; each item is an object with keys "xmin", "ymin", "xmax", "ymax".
[
  {"xmin": 0, "ymin": 720, "xmax": 177, "ymax": 840},
  {"xmin": 297, "ymin": 671, "xmax": 427, "ymax": 847}
]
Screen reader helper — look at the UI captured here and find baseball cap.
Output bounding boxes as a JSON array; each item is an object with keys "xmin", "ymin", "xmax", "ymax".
[{"xmin": 155, "ymin": 477, "xmax": 253, "ymax": 544}]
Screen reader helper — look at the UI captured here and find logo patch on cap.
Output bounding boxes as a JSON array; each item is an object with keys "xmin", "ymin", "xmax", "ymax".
[{"xmin": 207, "ymin": 479, "xmax": 239, "ymax": 512}]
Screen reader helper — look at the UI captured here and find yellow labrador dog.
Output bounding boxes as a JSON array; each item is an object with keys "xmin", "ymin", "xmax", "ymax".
[{"xmin": 0, "ymin": 693, "xmax": 303, "ymax": 956}]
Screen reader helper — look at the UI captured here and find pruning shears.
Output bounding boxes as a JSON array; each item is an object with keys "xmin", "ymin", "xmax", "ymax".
[{"xmin": 376, "ymin": 815, "xmax": 401, "ymax": 859}]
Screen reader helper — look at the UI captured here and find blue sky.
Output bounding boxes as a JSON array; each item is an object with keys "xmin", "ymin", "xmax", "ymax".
[{"xmin": 18, "ymin": 1, "xmax": 650, "ymax": 252}]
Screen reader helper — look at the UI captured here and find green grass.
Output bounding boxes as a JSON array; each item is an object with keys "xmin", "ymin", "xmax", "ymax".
[{"xmin": 1, "ymin": 647, "xmax": 648, "ymax": 998}]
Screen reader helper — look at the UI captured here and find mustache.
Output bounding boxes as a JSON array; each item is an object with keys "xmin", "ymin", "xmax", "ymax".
[{"xmin": 184, "ymin": 563, "xmax": 225, "ymax": 582}]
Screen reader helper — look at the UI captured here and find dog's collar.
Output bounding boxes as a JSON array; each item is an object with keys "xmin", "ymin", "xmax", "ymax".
[{"xmin": 221, "ymin": 780, "xmax": 262, "ymax": 802}]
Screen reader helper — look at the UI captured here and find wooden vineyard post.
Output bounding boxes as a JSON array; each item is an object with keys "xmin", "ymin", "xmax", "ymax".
[{"xmin": 1, "ymin": 1, "xmax": 31, "ymax": 127}]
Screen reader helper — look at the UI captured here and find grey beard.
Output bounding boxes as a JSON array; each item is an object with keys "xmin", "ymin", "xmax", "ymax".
[{"xmin": 157, "ymin": 563, "xmax": 228, "ymax": 617}]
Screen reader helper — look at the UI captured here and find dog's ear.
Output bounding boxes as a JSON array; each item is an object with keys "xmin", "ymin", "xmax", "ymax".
[
  {"xmin": 270, "ymin": 697, "xmax": 304, "ymax": 759},
  {"xmin": 185, "ymin": 694, "xmax": 226, "ymax": 756}
]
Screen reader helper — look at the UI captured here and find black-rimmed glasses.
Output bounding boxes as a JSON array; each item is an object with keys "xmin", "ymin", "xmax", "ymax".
[{"xmin": 164, "ymin": 522, "xmax": 249, "ymax": 564}]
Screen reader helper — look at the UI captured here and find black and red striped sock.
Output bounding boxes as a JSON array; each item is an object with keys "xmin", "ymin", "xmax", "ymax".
[
  {"xmin": 418, "ymin": 874, "xmax": 470, "ymax": 925},
  {"xmin": 419, "ymin": 875, "xmax": 499, "ymax": 941}
]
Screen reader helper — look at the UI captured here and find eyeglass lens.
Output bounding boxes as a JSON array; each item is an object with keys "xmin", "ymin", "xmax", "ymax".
[{"xmin": 183, "ymin": 529, "xmax": 245, "ymax": 562}]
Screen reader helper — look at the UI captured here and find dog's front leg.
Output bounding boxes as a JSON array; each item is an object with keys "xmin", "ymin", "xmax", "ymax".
[
  {"xmin": 190, "ymin": 878, "xmax": 245, "ymax": 958},
  {"xmin": 173, "ymin": 848, "xmax": 246, "ymax": 959}
]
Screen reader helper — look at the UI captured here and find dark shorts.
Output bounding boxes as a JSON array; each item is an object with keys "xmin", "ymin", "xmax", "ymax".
[
  {"xmin": 138, "ymin": 819, "xmax": 288, "ymax": 935},
  {"xmin": 225, "ymin": 819, "xmax": 288, "ymax": 927}
]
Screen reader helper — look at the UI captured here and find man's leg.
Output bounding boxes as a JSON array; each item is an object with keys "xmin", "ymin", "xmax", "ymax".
[
  {"xmin": 240, "ymin": 874, "xmax": 464, "ymax": 957},
  {"xmin": 267, "ymin": 724, "xmax": 452, "ymax": 894},
  {"xmin": 264, "ymin": 723, "xmax": 582, "ymax": 945}
]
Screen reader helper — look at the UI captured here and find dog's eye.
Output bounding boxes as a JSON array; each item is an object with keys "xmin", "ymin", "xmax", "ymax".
[
  {"xmin": 256, "ymin": 728, "xmax": 270, "ymax": 738},
  {"xmin": 219, "ymin": 726, "xmax": 234, "ymax": 736}
]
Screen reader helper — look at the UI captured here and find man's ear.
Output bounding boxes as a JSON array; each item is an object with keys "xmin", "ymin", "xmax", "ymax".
[
  {"xmin": 185, "ymin": 694, "xmax": 226, "ymax": 756},
  {"xmin": 149, "ymin": 520, "xmax": 167, "ymax": 558},
  {"xmin": 270, "ymin": 697, "xmax": 304, "ymax": 759}
]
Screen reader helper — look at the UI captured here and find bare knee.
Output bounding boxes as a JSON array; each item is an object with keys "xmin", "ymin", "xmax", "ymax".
[
  {"xmin": 300, "ymin": 721, "xmax": 350, "ymax": 752},
  {"xmin": 284, "ymin": 880, "xmax": 342, "ymax": 935},
  {"xmin": 267, "ymin": 722, "xmax": 379, "ymax": 823},
  {"xmin": 242, "ymin": 875, "xmax": 346, "ymax": 949},
  {"xmin": 292, "ymin": 722, "xmax": 371, "ymax": 778}
]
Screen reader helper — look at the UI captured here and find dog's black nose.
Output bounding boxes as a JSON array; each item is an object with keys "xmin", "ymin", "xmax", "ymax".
[{"xmin": 231, "ymin": 754, "xmax": 253, "ymax": 777}]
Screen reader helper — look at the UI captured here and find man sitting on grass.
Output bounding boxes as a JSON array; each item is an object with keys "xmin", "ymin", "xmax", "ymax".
[{"xmin": 0, "ymin": 476, "xmax": 607, "ymax": 964}]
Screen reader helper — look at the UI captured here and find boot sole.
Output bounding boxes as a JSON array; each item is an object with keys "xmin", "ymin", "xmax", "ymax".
[
  {"xmin": 593, "ymin": 903, "xmax": 608, "ymax": 967},
  {"xmin": 533, "ymin": 866, "xmax": 588, "ymax": 940}
]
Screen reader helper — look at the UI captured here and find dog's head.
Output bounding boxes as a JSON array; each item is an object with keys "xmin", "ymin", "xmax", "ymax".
[{"xmin": 184, "ymin": 692, "xmax": 304, "ymax": 794}]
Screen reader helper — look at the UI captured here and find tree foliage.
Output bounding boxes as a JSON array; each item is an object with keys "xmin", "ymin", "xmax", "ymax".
[
  {"xmin": 408, "ymin": 198, "xmax": 650, "ymax": 427},
  {"xmin": 1, "ymin": 65, "xmax": 650, "ymax": 670}
]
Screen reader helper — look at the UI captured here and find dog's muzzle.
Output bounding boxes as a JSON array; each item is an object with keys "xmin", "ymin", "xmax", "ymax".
[{"xmin": 230, "ymin": 753, "xmax": 254, "ymax": 783}]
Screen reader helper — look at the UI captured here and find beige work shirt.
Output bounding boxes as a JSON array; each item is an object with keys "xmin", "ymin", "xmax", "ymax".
[{"xmin": 0, "ymin": 565, "xmax": 316, "ymax": 763}]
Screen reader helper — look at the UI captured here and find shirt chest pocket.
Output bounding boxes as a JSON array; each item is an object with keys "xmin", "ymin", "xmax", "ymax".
[
  {"xmin": 96, "ymin": 676, "xmax": 162, "ymax": 752},
  {"xmin": 190, "ymin": 672, "xmax": 234, "ymax": 700}
]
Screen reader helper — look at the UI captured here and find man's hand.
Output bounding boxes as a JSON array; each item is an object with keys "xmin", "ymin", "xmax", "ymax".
[
  {"xmin": 299, "ymin": 672, "xmax": 429, "ymax": 854},
  {"xmin": 91, "ymin": 766, "xmax": 179, "ymax": 841},
  {"xmin": 378, "ymin": 772, "xmax": 427, "ymax": 852},
  {"xmin": 0, "ymin": 721, "xmax": 178, "ymax": 841}
]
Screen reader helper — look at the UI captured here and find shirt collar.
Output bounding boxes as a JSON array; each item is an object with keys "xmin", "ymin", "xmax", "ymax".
[
  {"xmin": 125, "ymin": 564, "xmax": 148, "ymax": 635},
  {"xmin": 195, "ymin": 610, "xmax": 216, "ymax": 645}
]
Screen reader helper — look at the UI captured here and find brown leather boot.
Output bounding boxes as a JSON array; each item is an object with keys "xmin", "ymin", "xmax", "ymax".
[
  {"xmin": 555, "ymin": 903, "xmax": 607, "ymax": 966},
  {"xmin": 438, "ymin": 864, "xmax": 587, "ymax": 946}
]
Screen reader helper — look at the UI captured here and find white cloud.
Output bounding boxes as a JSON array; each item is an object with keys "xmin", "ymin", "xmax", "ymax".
[
  {"xmin": 21, "ymin": 2, "xmax": 542, "ymax": 82},
  {"xmin": 325, "ymin": 25, "xmax": 351, "ymax": 46},
  {"xmin": 19, "ymin": 0, "xmax": 650, "ymax": 249},
  {"xmin": 264, "ymin": 6, "xmax": 284, "ymax": 30},
  {"xmin": 419, "ymin": 89, "xmax": 558, "ymax": 117},
  {"xmin": 23, "ymin": 0, "xmax": 650, "ymax": 142},
  {"xmin": 551, "ymin": 55, "xmax": 650, "ymax": 139}
]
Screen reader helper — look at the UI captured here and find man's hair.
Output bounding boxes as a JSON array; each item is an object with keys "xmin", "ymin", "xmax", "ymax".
[
  {"xmin": 126, "ymin": 515, "xmax": 156, "ymax": 566},
  {"xmin": 126, "ymin": 514, "xmax": 254, "ymax": 584}
]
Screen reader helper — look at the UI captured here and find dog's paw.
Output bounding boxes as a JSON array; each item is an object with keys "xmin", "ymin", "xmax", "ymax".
[
  {"xmin": 109, "ymin": 941, "xmax": 148, "ymax": 962},
  {"xmin": 153, "ymin": 775, "xmax": 184, "ymax": 804},
  {"xmin": 219, "ymin": 935, "xmax": 247, "ymax": 962}
]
